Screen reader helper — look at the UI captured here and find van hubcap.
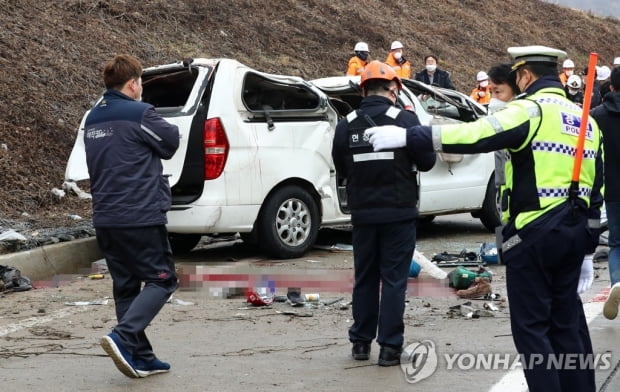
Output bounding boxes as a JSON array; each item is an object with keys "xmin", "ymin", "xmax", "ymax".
[{"xmin": 276, "ymin": 198, "xmax": 311, "ymax": 246}]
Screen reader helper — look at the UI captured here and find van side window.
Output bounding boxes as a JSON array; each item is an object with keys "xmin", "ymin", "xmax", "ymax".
[
  {"xmin": 242, "ymin": 73, "xmax": 320, "ymax": 112},
  {"xmin": 142, "ymin": 68, "xmax": 200, "ymax": 110}
]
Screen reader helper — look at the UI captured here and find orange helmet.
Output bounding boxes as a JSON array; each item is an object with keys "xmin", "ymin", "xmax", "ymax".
[{"xmin": 360, "ymin": 60, "xmax": 402, "ymax": 91}]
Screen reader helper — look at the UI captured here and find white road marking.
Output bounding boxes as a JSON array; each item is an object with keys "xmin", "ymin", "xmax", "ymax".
[
  {"xmin": 488, "ymin": 297, "xmax": 603, "ymax": 392},
  {"xmin": 0, "ymin": 306, "xmax": 90, "ymax": 337}
]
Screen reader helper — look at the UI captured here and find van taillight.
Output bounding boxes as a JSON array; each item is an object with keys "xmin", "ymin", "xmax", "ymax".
[{"xmin": 203, "ymin": 118, "xmax": 229, "ymax": 180}]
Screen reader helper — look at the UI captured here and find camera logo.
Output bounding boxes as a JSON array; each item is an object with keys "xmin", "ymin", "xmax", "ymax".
[{"xmin": 400, "ymin": 339, "xmax": 438, "ymax": 383}]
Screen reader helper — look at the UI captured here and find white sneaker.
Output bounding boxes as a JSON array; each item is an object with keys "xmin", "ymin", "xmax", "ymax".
[{"xmin": 603, "ymin": 283, "xmax": 620, "ymax": 320}]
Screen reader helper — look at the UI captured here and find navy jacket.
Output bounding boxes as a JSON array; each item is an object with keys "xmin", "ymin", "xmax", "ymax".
[
  {"xmin": 332, "ymin": 95, "xmax": 436, "ymax": 225},
  {"xmin": 414, "ymin": 68, "xmax": 455, "ymax": 90},
  {"xmin": 84, "ymin": 89, "xmax": 180, "ymax": 228},
  {"xmin": 591, "ymin": 92, "xmax": 620, "ymax": 202}
]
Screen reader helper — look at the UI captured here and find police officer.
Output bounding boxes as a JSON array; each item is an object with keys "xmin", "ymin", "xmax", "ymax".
[
  {"xmin": 332, "ymin": 61, "xmax": 436, "ymax": 366},
  {"xmin": 364, "ymin": 46, "xmax": 603, "ymax": 391}
]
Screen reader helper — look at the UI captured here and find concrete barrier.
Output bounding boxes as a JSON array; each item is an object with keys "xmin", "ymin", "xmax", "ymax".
[{"xmin": 0, "ymin": 237, "xmax": 102, "ymax": 281}]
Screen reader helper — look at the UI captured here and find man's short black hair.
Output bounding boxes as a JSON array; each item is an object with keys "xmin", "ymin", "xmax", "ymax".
[
  {"xmin": 363, "ymin": 79, "xmax": 393, "ymax": 95},
  {"xmin": 488, "ymin": 63, "xmax": 519, "ymax": 95},
  {"xmin": 520, "ymin": 62, "xmax": 558, "ymax": 78}
]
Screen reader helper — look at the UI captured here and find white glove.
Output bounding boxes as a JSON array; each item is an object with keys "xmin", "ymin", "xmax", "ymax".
[
  {"xmin": 577, "ymin": 254, "xmax": 594, "ymax": 294},
  {"xmin": 364, "ymin": 125, "xmax": 407, "ymax": 151}
]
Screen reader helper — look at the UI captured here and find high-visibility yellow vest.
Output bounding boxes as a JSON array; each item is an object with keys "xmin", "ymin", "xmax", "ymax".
[{"xmin": 437, "ymin": 86, "xmax": 601, "ymax": 230}]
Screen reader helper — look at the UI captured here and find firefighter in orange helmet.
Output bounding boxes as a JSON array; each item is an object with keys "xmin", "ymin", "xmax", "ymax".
[{"xmin": 332, "ymin": 60, "xmax": 435, "ymax": 366}]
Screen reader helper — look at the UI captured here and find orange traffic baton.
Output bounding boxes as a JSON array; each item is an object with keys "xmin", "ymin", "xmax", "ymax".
[{"xmin": 569, "ymin": 52, "xmax": 598, "ymax": 201}]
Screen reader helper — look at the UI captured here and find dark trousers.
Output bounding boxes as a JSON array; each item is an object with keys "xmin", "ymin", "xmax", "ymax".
[
  {"xmin": 503, "ymin": 206, "xmax": 595, "ymax": 392},
  {"xmin": 96, "ymin": 226, "xmax": 177, "ymax": 361},
  {"xmin": 348, "ymin": 220, "xmax": 415, "ymax": 348}
]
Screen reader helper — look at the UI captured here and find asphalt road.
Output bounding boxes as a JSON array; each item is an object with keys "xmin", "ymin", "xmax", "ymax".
[{"xmin": 1, "ymin": 213, "xmax": 618, "ymax": 391}]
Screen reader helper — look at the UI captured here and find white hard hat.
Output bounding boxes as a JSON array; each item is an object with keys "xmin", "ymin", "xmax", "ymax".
[
  {"xmin": 597, "ymin": 65, "xmax": 611, "ymax": 81},
  {"xmin": 354, "ymin": 42, "xmax": 369, "ymax": 52},
  {"xmin": 476, "ymin": 71, "xmax": 489, "ymax": 82},
  {"xmin": 390, "ymin": 40, "xmax": 404, "ymax": 50},
  {"xmin": 614, "ymin": 57, "xmax": 620, "ymax": 65},
  {"xmin": 567, "ymin": 74, "xmax": 582, "ymax": 89},
  {"xmin": 562, "ymin": 59, "xmax": 575, "ymax": 68}
]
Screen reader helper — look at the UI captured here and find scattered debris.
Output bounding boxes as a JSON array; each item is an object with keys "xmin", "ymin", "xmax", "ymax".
[
  {"xmin": 313, "ymin": 243, "xmax": 353, "ymax": 252},
  {"xmin": 275, "ymin": 310, "xmax": 313, "ymax": 317},
  {"xmin": 0, "ymin": 264, "xmax": 32, "ymax": 292},
  {"xmin": 169, "ymin": 298, "xmax": 195, "ymax": 306},
  {"xmin": 413, "ymin": 249, "xmax": 448, "ymax": 279},
  {"xmin": 62, "ymin": 181, "xmax": 92, "ymax": 200},
  {"xmin": 64, "ymin": 299, "xmax": 109, "ymax": 306},
  {"xmin": 456, "ymin": 277, "xmax": 492, "ymax": 299},
  {"xmin": 0, "ymin": 229, "xmax": 26, "ymax": 242}
]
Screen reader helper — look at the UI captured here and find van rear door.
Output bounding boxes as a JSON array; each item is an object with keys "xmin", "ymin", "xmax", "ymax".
[{"xmin": 64, "ymin": 59, "xmax": 215, "ymax": 187}]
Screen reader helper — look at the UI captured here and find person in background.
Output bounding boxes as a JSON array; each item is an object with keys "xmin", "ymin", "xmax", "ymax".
[
  {"xmin": 346, "ymin": 42, "xmax": 370, "ymax": 76},
  {"xmin": 583, "ymin": 65, "xmax": 602, "ymax": 108},
  {"xmin": 613, "ymin": 57, "xmax": 620, "ymax": 69},
  {"xmin": 591, "ymin": 66, "xmax": 620, "ymax": 321},
  {"xmin": 597, "ymin": 65, "xmax": 612, "ymax": 100},
  {"xmin": 487, "ymin": 63, "xmax": 520, "ymax": 113},
  {"xmin": 84, "ymin": 54, "xmax": 180, "ymax": 378},
  {"xmin": 559, "ymin": 58, "xmax": 575, "ymax": 85},
  {"xmin": 332, "ymin": 61, "xmax": 435, "ymax": 367},
  {"xmin": 565, "ymin": 74, "xmax": 584, "ymax": 106},
  {"xmin": 470, "ymin": 71, "xmax": 491, "ymax": 105},
  {"xmin": 364, "ymin": 46, "xmax": 603, "ymax": 392},
  {"xmin": 385, "ymin": 40, "xmax": 411, "ymax": 79},
  {"xmin": 414, "ymin": 55, "xmax": 455, "ymax": 89}
]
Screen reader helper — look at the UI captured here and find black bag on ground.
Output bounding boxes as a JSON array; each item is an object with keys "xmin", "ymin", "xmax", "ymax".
[{"xmin": 0, "ymin": 264, "xmax": 32, "ymax": 292}]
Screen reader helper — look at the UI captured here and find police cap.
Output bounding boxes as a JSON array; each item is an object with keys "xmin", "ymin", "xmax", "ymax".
[{"xmin": 508, "ymin": 45, "xmax": 567, "ymax": 72}]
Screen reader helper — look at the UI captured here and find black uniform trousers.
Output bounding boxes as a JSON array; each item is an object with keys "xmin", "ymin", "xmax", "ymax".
[
  {"xmin": 95, "ymin": 226, "xmax": 177, "ymax": 361},
  {"xmin": 503, "ymin": 203, "xmax": 595, "ymax": 392},
  {"xmin": 348, "ymin": 219, "xmax": 415, "ymax": 348}
]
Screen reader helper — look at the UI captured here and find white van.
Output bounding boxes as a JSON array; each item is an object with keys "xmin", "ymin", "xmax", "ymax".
[{"xmin": 65, "ymin": 59, "xmax": 498, "ymax": 259}]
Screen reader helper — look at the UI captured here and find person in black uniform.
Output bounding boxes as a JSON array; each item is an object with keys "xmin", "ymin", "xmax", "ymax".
[{"xmin": 332, "ymin": 60, "xmax": 436, "ymax": 366}]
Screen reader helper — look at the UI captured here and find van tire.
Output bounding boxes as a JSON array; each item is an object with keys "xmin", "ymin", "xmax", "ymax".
[
  {"xmin": 475, "ymin": 175, "xmax": 501, "ymax": 232},
  {"xmin": 169, "ymin": 233, "xmax": 202, "ymax": 254},
  {"xmin": 257, "ymin": 186, "xmax": 319, "ymax": 259}
]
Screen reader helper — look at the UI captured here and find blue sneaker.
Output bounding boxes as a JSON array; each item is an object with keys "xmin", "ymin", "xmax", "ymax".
[
  {"xmin": 134, "ymin": 357, "xmax": 171, "ymax": 377},
  {"xmin": 100, "ymin": 332, "xmax": 139, "ymax": 378}
]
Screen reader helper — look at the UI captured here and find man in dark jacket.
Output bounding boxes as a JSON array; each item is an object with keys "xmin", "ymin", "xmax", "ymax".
[
  {"xmin": 414, "ymin": 55, "xmax": 455, "ymax": 90},
  {"xmin": 84, "ymin": 54, "xmax": 180, "ymax": 378},
  {"xmin": 591, "ymin": 66, "xmax": 620, "ymax": 320},
  {"xmin": 332, "ymin": 61, "xmax": 436, "ymax": 366}
]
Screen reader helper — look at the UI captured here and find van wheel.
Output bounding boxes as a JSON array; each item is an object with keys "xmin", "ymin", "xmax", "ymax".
[
  {"xmin": 257, "ymin": 186, "xmax": 319, "ymax": 259},
  {"xmin": 475, "ymin": 175, "xmax": 501, "ymax": 232},
  {"xmin": 168, "ymin": 233, "xmax": 202, "ymax": 254}
]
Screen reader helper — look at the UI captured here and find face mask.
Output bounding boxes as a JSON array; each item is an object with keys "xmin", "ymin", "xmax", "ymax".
[
  {"xmin": 393, "ymin": 52, "xmax": 402, "ymax": 60},
  {"xmin": 426, "ymin": 64, "xmax": 437, "ymax": 72},
  {"xmin": 488, "ymin": 97, "xmax": 508, "ymax": 113},
  {"xmin": 479, "ymin": 80, "xmax": 489, "ymax": 88},
  {"xmin": 568, "ymin": 88, "xmax": 579, "ymax": 96},
  {"xmin": 356, "ymin": 51, "xmax": 368, "ymax": 61},
  {"xmin": 565, "ymin": 70, "xmax": 574, "ymax": 77}
]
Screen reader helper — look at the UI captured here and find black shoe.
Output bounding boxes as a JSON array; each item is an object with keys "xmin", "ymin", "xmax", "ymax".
[
  {"xmin": 378, "ymin": 346, "xmax": 402, "ymax": 367},
  {"xmin": 351, "ymin": 342, "xmax": 370, "ymax": 360},
  {"xmin": 286, "ymin": 289, "xmax": 305, "ymax": 307}
]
